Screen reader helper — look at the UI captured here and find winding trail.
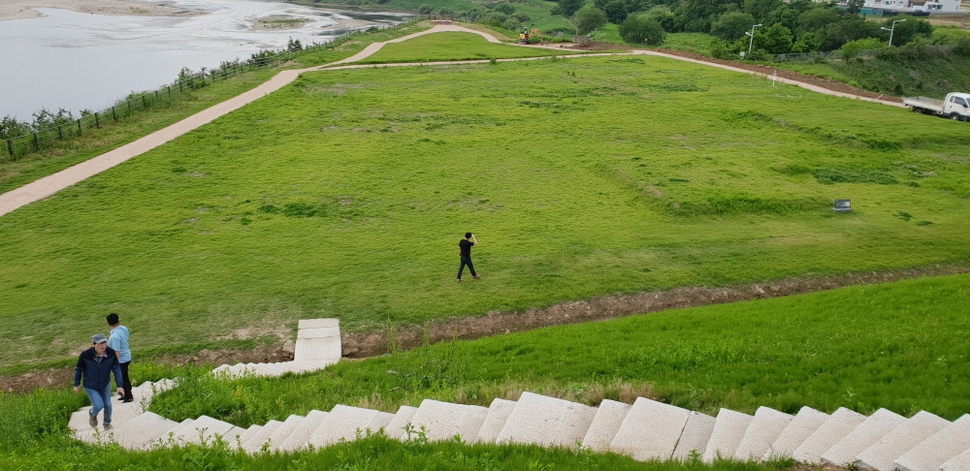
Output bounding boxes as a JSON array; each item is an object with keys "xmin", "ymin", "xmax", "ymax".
[{"xmin": 0, "ymin": 24, "xmax": 904, "ymax": 218}]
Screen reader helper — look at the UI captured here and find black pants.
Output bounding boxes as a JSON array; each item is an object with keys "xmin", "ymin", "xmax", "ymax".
[
  {"xmin": 119, "ymin": 361, "xmax": 133, "ymax": 401},
  {"xmin": 457, "ymin": 256, "xmax": 477, "ymax": 279}
]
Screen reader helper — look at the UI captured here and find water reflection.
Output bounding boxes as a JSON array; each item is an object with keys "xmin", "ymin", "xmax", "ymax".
[{"xmin": 0, "ymin": 0, "xmax": 408, "ymax": 120}]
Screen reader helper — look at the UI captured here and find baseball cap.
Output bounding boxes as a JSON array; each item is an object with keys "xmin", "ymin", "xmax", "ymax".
[{"xmin": 92, "ymin": 333, "xmax": 108, "ymax": 344}]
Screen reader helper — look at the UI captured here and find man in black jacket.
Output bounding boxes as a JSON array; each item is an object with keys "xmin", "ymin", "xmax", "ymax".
[{"xmin": 73, "ymin": 333, "xmax": 124, "ymax": 430}]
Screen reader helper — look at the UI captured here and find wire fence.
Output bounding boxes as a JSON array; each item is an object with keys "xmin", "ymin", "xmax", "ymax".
[
  {"xmin": 772, "ymin": 49, "xmax": 877, "ymax": 62},
  {"xmin": 1, "ymin": 20, "xmax": 419, "ymax": 163}
]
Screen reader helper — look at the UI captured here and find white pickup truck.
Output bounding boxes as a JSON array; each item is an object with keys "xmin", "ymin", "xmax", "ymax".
[{"xmin": 903, "ymin": 93, "xmax": 970, "ymax": 121}]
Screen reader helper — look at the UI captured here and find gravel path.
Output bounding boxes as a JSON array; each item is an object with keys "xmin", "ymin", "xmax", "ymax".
[{"xmin": 0, "ymin": 25, "xmax": 904, "ymax": 218}]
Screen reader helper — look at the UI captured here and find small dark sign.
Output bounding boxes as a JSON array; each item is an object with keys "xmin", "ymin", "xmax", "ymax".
[{"xmin": 834, "ymin": 199, "xmax": 852, "ymax": 212}]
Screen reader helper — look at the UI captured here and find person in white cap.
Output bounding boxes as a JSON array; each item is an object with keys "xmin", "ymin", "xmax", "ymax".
[{"xmin": 73, "ymin": 333, "xmax": 124, "ymax": 430}]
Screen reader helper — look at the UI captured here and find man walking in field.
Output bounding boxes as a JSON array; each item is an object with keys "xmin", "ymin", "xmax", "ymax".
[
  {"xmin": 73, "ymin": 333, "xmax": 124, "ymax": 430},
  {"xmin": 107, "ymin": 313, "xmax": 133, "ymax": 403},
  {"xmin": 457, "ymin": 232, "xmax": 481, "ymax": 282}
]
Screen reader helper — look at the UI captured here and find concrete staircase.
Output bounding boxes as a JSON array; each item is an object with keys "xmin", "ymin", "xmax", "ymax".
[{"xmin": 69, "ymin": 319, "xmax": 970, "ymax": 469}]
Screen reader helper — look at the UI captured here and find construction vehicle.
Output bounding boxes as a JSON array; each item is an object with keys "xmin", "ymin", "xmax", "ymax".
[{"xmin": 519, "ymin": 28, "xmax": 542, "ymax": 44}]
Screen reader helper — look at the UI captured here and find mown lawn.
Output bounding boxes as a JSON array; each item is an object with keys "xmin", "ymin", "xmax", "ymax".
[
  {"xmin": 359, "ymin": 32, "xmax": 567, "ymax": 63},
  {"xmin": 2, "ymin": 49, "xmax": 969, "ymax": 369}
]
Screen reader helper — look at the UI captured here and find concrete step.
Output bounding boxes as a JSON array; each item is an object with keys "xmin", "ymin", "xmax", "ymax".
[
  {"xmin": 475, "ymin": 399, "xmax": 516, "ymax": 445},
  {"xmin": 385, "ymin": 405, "xmax": 419, "ymax": 441},
  {"xmin": 294, "ymin": 319, "xmax": 341, "ymax": 363},
  {"xmin": 734, "ymin": 407, "xmax": 793, "ymax": 461},
  {"xmin": 235, "ymin": 424, "xmax": 263, "ymax": 450},
  {"xmin": 896, "ymin": 414, "xmax": 970, "ymax": 471},
  {"xmin": 298, "ymin": 318, "xmax": 340, "ymax": 330},
  {"xmin": 306, "ymin": 405, "xmax": 394, "ymax": 447},
  {"xmin": 279, "ymin": 410, "xmax": 329, "ymax": 451},
  {"xmin": 252, "ymin": 363, "xmax": 288, "ymax": 377},
  {"xmin": 240, "ymin": 420, "xmax": 283, "ymax": 454},
  {"xmin": 764, "ymin": 406, "xmax": 829, "ymax": 461},
  {"xmin": 222, "ymin": 426, "xmax": 246, "ymax": 446},
  {"xmin": 672, "ymin": 411, "xmax": 716, "ymax": 460},
  {"xmin": 105, "ymin": 411, "xmax": 179, "ymax": 449},
  {"xmin": 792, "ymin": 407, "xmax": 867, "ymax": 464},
  {"xmin": 294, "ymin": 336, "xmax": 342, "ymax": 362},
  {"xmin": 582, "ymin": 399, "xmax": 631, "ymax": 452},
  {"xmin": 856, "ymin": 411, "xmax": 951, "ymax": 471},
  {"xmin": 408, "ymin": 399, "xmax": 488, "ymax": 442},
  {"xmin": 266, "ymin": 414, "xmax": 306, "ymax": 451},
  {"xmin": 821, "ymin": 408, "xmax": 905, "ymax": 466},
  {"xmin": 610, "ymin": 397, "xmax": 691, "ymax": 461},
  {"xmin": 942, "ymin": 447, "xmax": 970, "ymax": 471},
  {"xmin": 495, "ymin": 392, "xmax": 597, "ymax": 448},
  {"xmin": 702, "ymin": 408, "xmax": 753, "ymax": 463}
]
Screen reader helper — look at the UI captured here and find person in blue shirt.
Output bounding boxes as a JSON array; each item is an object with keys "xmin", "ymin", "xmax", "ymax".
[
  {"xmin": 107, "ymin": 312, "xmax": 133, "ymax": 402},
  {"xmin": 73, "ymin": 333, "xmax": 124, "ymax": 429}
]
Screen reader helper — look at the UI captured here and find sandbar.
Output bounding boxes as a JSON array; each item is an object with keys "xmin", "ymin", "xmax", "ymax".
[{"xmin": 0, "ymin": 0, "xmax": 203, "ymax": 21}]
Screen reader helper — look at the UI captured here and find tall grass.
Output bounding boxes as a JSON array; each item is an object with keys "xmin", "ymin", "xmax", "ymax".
[{"xmin": 152, "ymin": 274, "xmax": 970, "ymax": 425}]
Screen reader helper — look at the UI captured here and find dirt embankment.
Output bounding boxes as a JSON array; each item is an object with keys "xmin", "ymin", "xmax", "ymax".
[{"xmin": 6, "ymin": 263, "xmax": 967, "ymax": 394}]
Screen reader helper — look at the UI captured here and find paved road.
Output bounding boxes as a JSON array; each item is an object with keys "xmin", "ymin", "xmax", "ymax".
[{"xmin": 0, "ymin": 25, "xmax": 902, "ymax": 218}]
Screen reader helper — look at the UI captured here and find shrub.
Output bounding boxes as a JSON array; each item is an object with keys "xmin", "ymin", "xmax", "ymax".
[
  {"xmin": 711, "ymin": 12, "xmax": 756, "ymax": 41},
  {"xmin": 574, "ymin": 6, "xmax": 607, "ymax": 35},
  {"xmin": 494, "ymin": 3, "xmax": 515, "ymax": 15},
  {"xmin": 418, "ymin": 4, "xmax": 433, "ymax": 14},
  {"xmin": 503, "ymin": 18, "xmax": 521, "ymax": 31},
  {"xmin": 952, "ymin": 36, "xmax": 970, "ymax": 57},
  {"xmin": 840, "ymin": 37, "xmax": 883, "ymax": 60},
  {"xmin": 619, "ymin": 14, "xmax": 666, "ymax": 46},
  {"xmin": 481, "ymin": 12, "xmax": 510, "ymax": 29}
]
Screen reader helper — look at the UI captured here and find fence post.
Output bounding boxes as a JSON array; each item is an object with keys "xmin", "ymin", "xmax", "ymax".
[
  {"xmin": 179, "ymin": 80, "xmax": 183, "ymax": 93},
  {"xmin": 6, "ymin": 139, "xmax": 13, "ymax": 160},
  {"xmin": 95, "ymin": 112, "xmax": 100, "ymax": 129},
  {"xmin": 142, "ymin": 94, "xmax": 147, "ymax": 108},
  {"xmin": 33, "ymin": 133, "xmax": 39, "ymax": 150},
  {"xmin": 58, "ymin": 125, "xmax": 63, "ymax": 140},
  {"xmin": 127, "ymin": 99, "xmax": 132, "ymax": 116},
  {"xmin": 77, "ymin": 119, "xmax": 82, "ymax": 135},
  {"xmin": 112, "ymin": 106, "xmax": 117, "ymax": 121}
]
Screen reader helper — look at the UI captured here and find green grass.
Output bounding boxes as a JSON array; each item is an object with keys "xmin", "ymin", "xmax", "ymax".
[
  {"xmin": 658, "ymin": 33, "xmax": 716, "ymax": 53},
  {"xmin": 0, "ymin": 21, "xmax": 436, "ymax": 195},
  {"xmin": 2, "ymin": 53, "xmax": 970, "ymax": 369},
  {"xmin": 0, "ymin": 69, "xmax": 278, "ymax": 195},
  {"xmin": 150, "ymin": 274, "xmax": 970, "ymax": 426},
  {"xmin": 359, "ymin": 32, "xmax": 568, "ymax": 63}
]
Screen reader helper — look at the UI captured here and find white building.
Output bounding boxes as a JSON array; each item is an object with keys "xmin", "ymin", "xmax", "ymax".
[{"xmin": 861, "ymin": 0, "xmax": 965, "ymax": 13}]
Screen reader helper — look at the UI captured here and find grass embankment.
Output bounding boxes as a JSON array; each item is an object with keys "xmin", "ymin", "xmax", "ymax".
[
  {"xmin": 2, "ymin": 44, "xmax": 970, "ymax": 370},
  {"xmin": 0, "ymin": 21, "xmax": 440, "ymax": 195},
  {"xmin": 151, "ymin": 274, "xmax": 970, "ymax": 426}
]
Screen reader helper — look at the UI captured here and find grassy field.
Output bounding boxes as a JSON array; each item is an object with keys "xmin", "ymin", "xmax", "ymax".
[
  {"xmin": 359, "ymin": 32, "xmax": 567, "ymax": 63},
  {"xmin": 151, "ymin": 274, "xmax": 970, "ymax": 426},
  {"xmin": 2, "ymin": 40, "xmax": 970, "ymax": 370},
  {"xmin": 0, "ymin": 21, "xmax": 441, "ymax": 195}
]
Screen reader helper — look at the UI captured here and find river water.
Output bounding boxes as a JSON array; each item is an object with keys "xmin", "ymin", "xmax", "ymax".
[{"xmin": 0, "ymin": 0, "xmax": 407, "ymax": 120}]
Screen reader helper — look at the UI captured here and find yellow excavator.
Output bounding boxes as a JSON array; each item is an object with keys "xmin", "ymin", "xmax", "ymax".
[{"xmin": 519, "ymin": 28, "xmax": 542, "ymax": 44}]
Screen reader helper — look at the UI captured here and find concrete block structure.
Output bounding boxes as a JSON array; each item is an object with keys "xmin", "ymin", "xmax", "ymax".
[
  {"xmin": 610, "ymin": 397, "xmax": 691, "ymax": 461},
  {"xmin": 703, "ymin": 408, "xmax": 753, "ymax": 462},
  {"xmin": 63, "ymin": 318, "xmax": 970, "ymax": 465},
  {"xmin": 765, "ymin": 406, "xmax": 828, "ymax": 460},
  {"xmin": 734, "ymin": 407, "xmax": 793, "ymax": 461}
]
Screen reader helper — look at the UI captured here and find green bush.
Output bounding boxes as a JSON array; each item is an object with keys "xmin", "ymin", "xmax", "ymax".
[
  {"xmin": 619, "ymin": 14, "xmax": 666, "ymax": 46},
  {"xmin": 841, "ymin": 37, "xmax": 883, "ymax": 60},
  {"xmin": 574, "ymin": 6, "xmax": 608, "ymax": 35}
]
